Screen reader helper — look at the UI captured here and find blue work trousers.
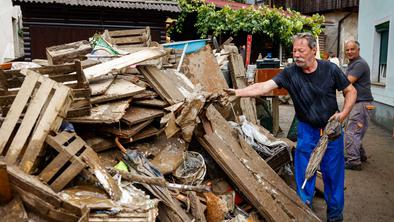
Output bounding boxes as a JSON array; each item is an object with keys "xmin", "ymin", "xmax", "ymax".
[{"xmin": 294, "ymin": 121, "xmax": 345, "ymax": 221}]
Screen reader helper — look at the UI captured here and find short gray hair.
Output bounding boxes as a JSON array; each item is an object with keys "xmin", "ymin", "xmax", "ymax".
[
  {"xmin": 292, "ymin": 32, "xmax": 317, "ymax": 49},
  {"xmin": 345, "ymin": 40, "xmax": 360, "ymax": 48}
]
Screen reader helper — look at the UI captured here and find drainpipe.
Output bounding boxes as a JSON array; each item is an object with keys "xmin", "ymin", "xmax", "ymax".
[{"xmin": 337, "ymin": 12, "xmax": 352, "ymax": 61}]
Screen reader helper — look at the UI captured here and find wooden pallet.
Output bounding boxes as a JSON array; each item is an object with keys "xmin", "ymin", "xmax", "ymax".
[
  {"xmin": 0, "ymin": 70, "xmax": 72, "ymax": 174},
  {"xmin": 0, "ymin": 61, "xmax": 91, "ymax": 118}
]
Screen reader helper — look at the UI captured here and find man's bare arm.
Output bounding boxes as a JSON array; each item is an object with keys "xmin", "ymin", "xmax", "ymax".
[
  {"xmin": 330, "ymin": 84, "xmax": 357, "ymax": 122},
  {"xmin": 234, "ymin": 80, "xmax": 279, "ymax": 97},
  {"xmin": 347, "ymin": 74, "xmax": 359, "ymax": 84}
]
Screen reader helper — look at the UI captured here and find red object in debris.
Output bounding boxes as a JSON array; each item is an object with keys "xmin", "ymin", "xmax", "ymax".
[
  {"xmin": 0, "ymin": 63, "xmax": 12, "ymax": 70},
  {"xmin": 226, "ymin": 186, "xmax": 244, "ymax": 205},
  {"xmin": 245, "ymin": 35, "xmax": 252, "ymax": 67}
]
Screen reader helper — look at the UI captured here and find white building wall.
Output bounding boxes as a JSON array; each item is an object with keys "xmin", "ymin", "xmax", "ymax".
[
  {"xmin": 0, "ymin": 0, "xmax": 23, "ymax": 63},
  {"xmin": 322, "ymin": 12, "xmax": 358, "ymax": 66},
  {"xmin": 358, "ymin": 0, "xmax": 394, "ymax": 131}
]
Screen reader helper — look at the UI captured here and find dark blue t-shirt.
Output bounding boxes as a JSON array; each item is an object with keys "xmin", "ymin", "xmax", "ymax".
[{"xmin": 273, "ymin": 60, "xmax": 350, "ymax": 128}]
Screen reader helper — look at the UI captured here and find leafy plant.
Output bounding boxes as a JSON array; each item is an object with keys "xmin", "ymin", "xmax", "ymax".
[{"xmin": 170, "ymin": 0, "xmax": 324, "ymax": 46}]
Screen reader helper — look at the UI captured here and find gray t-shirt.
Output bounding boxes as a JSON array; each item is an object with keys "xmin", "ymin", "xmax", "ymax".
[{"xmin": 346, "ymin": 57, "xmax": 373, "ymax": 102}]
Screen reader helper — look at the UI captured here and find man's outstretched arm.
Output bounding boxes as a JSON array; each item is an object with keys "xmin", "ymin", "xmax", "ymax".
[{"xmin": 229, "ymin": 80, "xmax": 279, "ymax": 97}]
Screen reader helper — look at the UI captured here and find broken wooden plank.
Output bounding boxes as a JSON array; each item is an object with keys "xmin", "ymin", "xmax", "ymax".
[
  {"xmin": 122, "ymin": 106, "xmax": 164, "ymax": 126},
  {"xmin": 199, "ymin": 105, "xmax": 320, "ymax": 222},
  {"xmin": 138, "ymin": 66, "xmax": 194, "ymax": 105},
  {"xmin": 67, "ymin": 99, "xmax": 131, "ymax": 124},
  {"xmin": 90, "ymin": 78, "xmax": 145, "ymax": 104},
  {"xmin": 228, "ymin": 52, "xmax": 258, "ymax": 124},
  {"xmin": 84, "ymin": 48, "xmax": 165, "ymax": 81},
  {"xmin": 46, "ymin": 40, "xmax": 92, "ymax": 65},
  {"xmin": 181, "ymin": 45, "xmax": 228, "ymax": 93}
]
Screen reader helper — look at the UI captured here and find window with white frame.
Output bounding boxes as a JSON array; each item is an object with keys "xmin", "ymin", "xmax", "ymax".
[{"xmin": 375, "ymin": 21, "xmax": 389, "ymax": 83}]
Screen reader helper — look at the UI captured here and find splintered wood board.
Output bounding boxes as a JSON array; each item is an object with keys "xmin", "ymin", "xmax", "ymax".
[
  {"xmin": 137, "ymin": 66, "xmax": 194, "ymax": 105},
  {"xmin": 199, "ymin": 105, "xmax": 320, "ymax": 222},
  {"xmin": 133, "ymin": 98, "xmax": 168, "ymax": 108},
  {"xmin": 83, "ymin": 48, "xmax": 165, "ymax": 81},
  {"xmin": 67, "ymin": 99, "xmax": 131, "ymax": 124},
  {"xmin": 0, "ymin": 70, "xmax": 72, "ymax": 174},
  {"xmin": 90, "ymin": 78, "xmax": 145, "ymax": 104},
  {"xmin": 99, "ymin": 119, "xmax": 154, "ymax": 139},
  {"xmin": 122, "ymin": 106, "xmax": 164, "ymax": 126},
  {"xmin": 182, "ymin": 45, "xmax": 228, "ymax": 93}
]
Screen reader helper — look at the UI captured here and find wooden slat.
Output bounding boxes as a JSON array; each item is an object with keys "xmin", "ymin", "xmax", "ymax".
[
  {"xmin": 0, "ymin": 73, "xmax": 39, "ymax": 154},
  {"xmin": 108, "ymin": 29, "xmax": 146, "ymax": 37},
  {"xmin": 90, "ymin": 78, "xmax": 145, "ymax": 104},
  {"xmin": 83, "ymin": 48, "xmax": 165, "ymax": 81},
  {"xmin": 20, "ymin": 84, "xmax": 71, "ymax": 174},
  {"xmin": 111, "ymin": 36, "xmax": 147, "ymax": 45},
  {"xmin": 50, "ymin": 157, "xmax": 86, "ymax": 192},
  {"xmin": 5, "ymin": 80, "xmax": 55, "ymax": 164}
]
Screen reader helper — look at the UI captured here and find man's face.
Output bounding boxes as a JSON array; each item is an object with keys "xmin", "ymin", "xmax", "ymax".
[
  {"xmin": 345, "ymin": 42, "xmax": 360, "ymax": 61},
  {"xmin": 292, "ymin": 38, "xmax": 316, "ymax": 68}
]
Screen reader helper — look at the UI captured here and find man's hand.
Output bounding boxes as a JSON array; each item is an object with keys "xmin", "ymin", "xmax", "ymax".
[
  {"xmin": 223, "ymin": 88, "xmax": 237, "ymax": 96},
  {"xmin": 329, "ymin": 112, "xmax": 347, "ymax": 123}
]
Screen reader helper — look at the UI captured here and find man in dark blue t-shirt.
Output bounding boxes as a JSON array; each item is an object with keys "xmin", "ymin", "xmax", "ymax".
[{"xmin": 226, "ymin": 33, "xmax": 357, "ymax": 222}]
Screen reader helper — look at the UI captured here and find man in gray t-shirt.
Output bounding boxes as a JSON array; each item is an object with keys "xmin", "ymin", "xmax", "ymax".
[{"xmin": 344, "ymin": 40, "xmax": 374, "ymax": 170}]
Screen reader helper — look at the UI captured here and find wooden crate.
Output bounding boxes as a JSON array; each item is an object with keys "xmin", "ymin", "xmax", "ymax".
[
  {"xmin": 0, "ymin": 61, "xmax": 91, "ymax": 118},
  {"xmin": 107, "ymin": 27, "xmax": 151, "ymax": 48},
  {"xmin": 0, "ymin": 70, "xmax": 72, "ymax": 174},
  {"xmin": 255, "ymin": 68, "xmax": 288, "ymax": 96},
  {"xmin": 42, "ymin": 131, "xmax": 123, "ymax": 200},
  {"xmin": 46, "ymin": 40, "xmax": 92, "ymax": 65},
  {"xmin": 40, "ymin": 132, "xmax": 92, "ymax": 192}
]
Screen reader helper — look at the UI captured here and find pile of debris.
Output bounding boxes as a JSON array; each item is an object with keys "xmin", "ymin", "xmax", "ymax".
[{"xmin": 0, "ymin": 27, "xmax": 320, "ymax": 222}]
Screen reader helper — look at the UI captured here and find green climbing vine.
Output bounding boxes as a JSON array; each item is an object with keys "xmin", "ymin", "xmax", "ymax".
[{"xmin": 170, "ymin": 0, "xmax": 324, "ymax": 46}]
